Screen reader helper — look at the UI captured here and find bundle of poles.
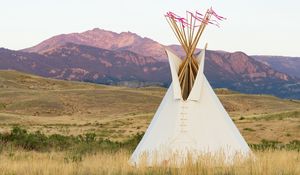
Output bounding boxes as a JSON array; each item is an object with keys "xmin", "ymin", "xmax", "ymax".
[{"xmin": 165, "ymin": 8, "xmax": 225, "ymax": 100}]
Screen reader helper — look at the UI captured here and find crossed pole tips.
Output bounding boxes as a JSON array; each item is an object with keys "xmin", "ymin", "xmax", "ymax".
[{"xmin": 165, "ymin": 7, "xmax": 226, "ymax": 100}]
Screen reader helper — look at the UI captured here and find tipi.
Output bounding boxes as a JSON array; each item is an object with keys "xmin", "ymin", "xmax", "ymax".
[{"xmin": 130, "ymin": 8, "xmax": 250, "ymax": 165}]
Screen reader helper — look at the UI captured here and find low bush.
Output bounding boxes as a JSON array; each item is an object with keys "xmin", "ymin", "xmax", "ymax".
[
  {"xmin": 0, "ymin": 126, "xmax": 144, "ymax": 154},
  {"xmin": 250, "ymin": 139, "xmax": 300, "ymax": 151},
  {"xmin": 1, "ymin": 127, "xmax": 299, "ymax": 157}
]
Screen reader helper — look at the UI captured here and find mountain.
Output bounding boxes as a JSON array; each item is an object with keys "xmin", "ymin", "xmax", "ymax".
[
  {"xmin": 0, "ymin": 47, "xmax": 55, "ymax": 77},
  {"xmin": 166, "ymin": 46, "xmax": 293, "ymax": 81},
  {"xmin": 204, "ymin": 51, "xmax": 300, "ymax": 98},
  {"xmin": 1, "ymin": 28, "xmax": 299, "ymax": 99},
  {"xmin": 165, "ymin": 46, "xmax": 300, "ymax": 98},
  {"xmin": 2, "ymin": 42, "xmax": 300, "ymax": 98},
  {"xmin": 23, "ymin": 28, "xmax": 167, "ymax": 61},
  {"xmin": 252, "ymin": 56, "xmax": 300, "ymax": 79},
  {"xmin": 1, "ymin": 44, "xmax": 170, "ymax": 87}
]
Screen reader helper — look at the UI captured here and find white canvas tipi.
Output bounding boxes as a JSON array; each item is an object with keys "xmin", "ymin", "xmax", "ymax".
[{"xmin": 130, "ymin": 9, "xmax": 251, "ymax": 165}]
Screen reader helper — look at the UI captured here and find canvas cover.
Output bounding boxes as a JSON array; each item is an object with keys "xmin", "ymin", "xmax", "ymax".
[{"xmin": 130, "ymin": 48, "xmax": 250, "ymax": 165}]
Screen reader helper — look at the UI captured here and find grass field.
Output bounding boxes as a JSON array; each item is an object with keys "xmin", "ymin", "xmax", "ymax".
[
  {"xmin": 0, "ymin": 150, "xmax": 299, "ymax": 175},
  {"xmin": 0, "ymin": 70, "xmax": 300, "ymax": 174},
  {"xmin": 1, "ymin": 70, "xmax": 299, "ymax": 143}
]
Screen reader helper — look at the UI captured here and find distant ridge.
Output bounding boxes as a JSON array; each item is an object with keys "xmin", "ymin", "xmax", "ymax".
[
  {"xmin": 0, "ymin": 28, "xmax": 298, "ymax": 99},
  {"xmin": 252, "ymin": 55, "xmax": 300, "ymax": 79},
  {"xmin": 23, "ymin": 28, "xmax": 167, "ymax": 61}
]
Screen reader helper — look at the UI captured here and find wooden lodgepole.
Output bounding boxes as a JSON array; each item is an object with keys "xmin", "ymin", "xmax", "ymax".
[{"xmin": 165, "ymin": 9, "xmax": 215, "ymax": 100}]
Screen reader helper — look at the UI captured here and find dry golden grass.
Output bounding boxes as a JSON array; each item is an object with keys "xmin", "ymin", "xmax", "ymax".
[
  {"xmin": 1, "ymin": 70, "xmax": 299, "ymax": 143},
  {"xmin": 0, "ymin": 71, "xmax": 300, "ymax": 174},
  {"xmin": 0, "ymin": 150, "xmax": 299, "ymax": 175}
]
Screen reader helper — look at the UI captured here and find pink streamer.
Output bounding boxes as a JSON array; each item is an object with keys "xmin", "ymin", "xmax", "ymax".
[
  {"xmin": 208, "ymin": 7, "xmax": 227, "ymax": 21},
  {"xmin": 165, "ymin": 8, "xmax": 226, "ymax": 29}
]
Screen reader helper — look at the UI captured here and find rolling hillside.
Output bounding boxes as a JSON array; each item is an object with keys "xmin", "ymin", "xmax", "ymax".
[{"xmin": 0, "ymin": 70, "xmax": 299, "ymax": 143}]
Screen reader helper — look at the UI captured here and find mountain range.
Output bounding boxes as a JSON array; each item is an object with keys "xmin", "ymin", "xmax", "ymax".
[
  {"xmin": 252, "ymin": 55, "xmax": 300, "ymax": 79},
  {"xmin": 1, "ymin": 28, "xmax": 300, "ymax": 99},
  {"xmin": 23, "ymin": 28, "xmax": 167, "ymax": 61}
]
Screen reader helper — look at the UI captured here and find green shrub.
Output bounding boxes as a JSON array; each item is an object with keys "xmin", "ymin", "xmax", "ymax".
[
  {"xmin": 0, "ymin": 103, "xmax": 6, "ymax": 110},
  {"xmin": 250, "ymin": 139, "xmax": 300, "ymax": 151},
  {"xmin": 2, "ymin": 127, "xmax": 299, "ymax": 153},
  {"xmin": 2, "ymin": 127, "xmax": 299, "ymax": 155},
  {"xmin": 243, "ymin": 128, "xmax": 255, "ymax": 132},
  {"xmin": 121, "ymin": 132, "xmax": 144, "ymax": 151},
  {"xmin": 286, "ymin": 140, "xmax": 300, "ymax": 151},
  {"xmin": 48, "ymin": 134, "xmax": 75, "ymax": 151},
  {"xmin": 0, "ymin": 127, "xmax": 144, "ymax": 153}
]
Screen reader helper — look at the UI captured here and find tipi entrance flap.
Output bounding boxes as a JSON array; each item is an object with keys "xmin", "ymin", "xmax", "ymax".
[
  {"xmin": 187, "ymin": 44, "xmax": 207, "ymax": 101},
  {"xmin": 165, "ymin": 48, "xmax": 183, "ymax": 100}
]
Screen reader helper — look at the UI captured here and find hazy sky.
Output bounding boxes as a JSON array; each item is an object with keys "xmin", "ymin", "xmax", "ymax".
[{"xmin": 1, "ymin": 0, "xmax": 300, "ymax": 56}]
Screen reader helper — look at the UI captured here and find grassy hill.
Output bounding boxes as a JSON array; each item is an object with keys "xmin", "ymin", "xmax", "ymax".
[{"xmin": 0, "ymin": 70, "xmax": 299, "ymax": 144}]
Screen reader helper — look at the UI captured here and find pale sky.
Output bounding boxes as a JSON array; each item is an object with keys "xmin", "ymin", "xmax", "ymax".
[{"xmin": 0, "ymin": 0, "xmax": 300, "ymax": 56}]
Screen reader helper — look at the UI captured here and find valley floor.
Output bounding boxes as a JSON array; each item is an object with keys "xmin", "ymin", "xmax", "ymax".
[
  {"xmin": 1, "ymin": 71, "xmax": 300, "ymax": 144},
  {"xmin": 0, "ymin": 71, "xmax": 300, "ymax": 174}
]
